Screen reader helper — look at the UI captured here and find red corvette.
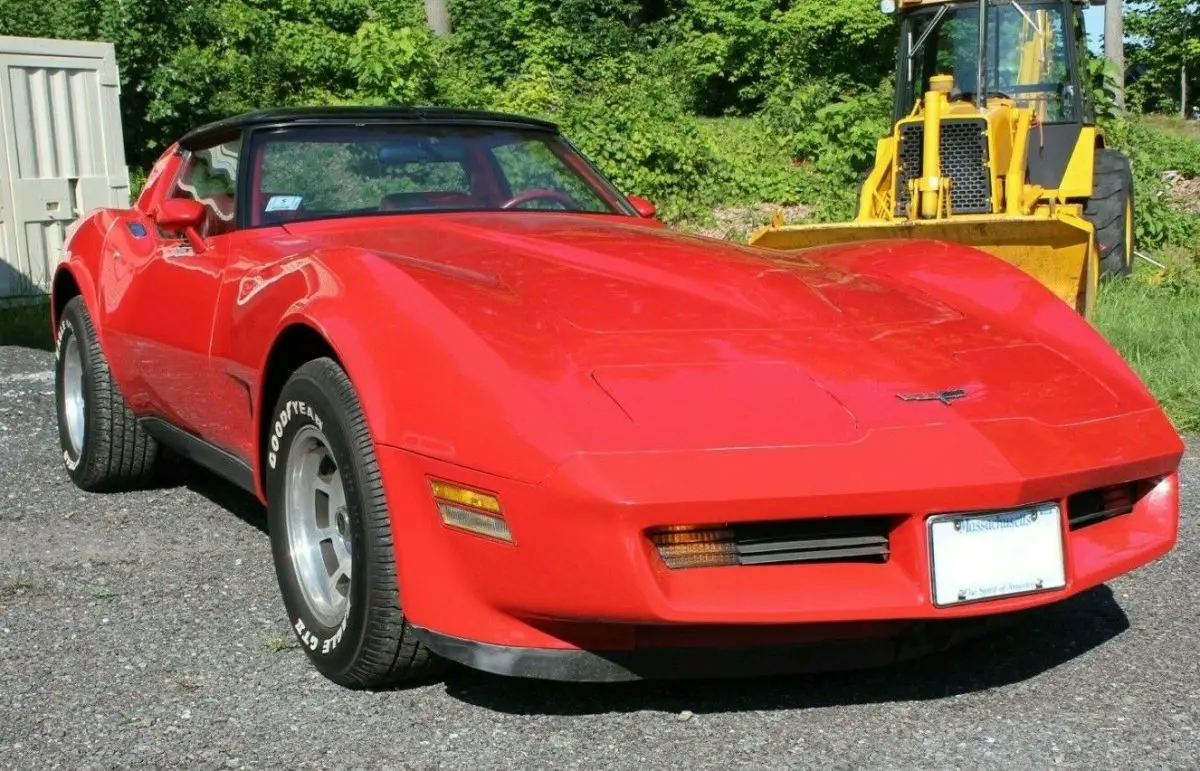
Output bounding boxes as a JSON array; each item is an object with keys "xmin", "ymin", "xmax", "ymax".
[{"xmin": 53, "ymin": 107, "xmax": 1182, "ymax": 687}]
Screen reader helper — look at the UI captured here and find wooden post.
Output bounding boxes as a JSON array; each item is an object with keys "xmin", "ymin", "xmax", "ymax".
[
  {"xmin": 1104, "ymin": 0, "xmax": 1125, "ymax": 112},
  {"xmin": 424, "ymin": 0, "xmax": 452, "ymax": 36}
]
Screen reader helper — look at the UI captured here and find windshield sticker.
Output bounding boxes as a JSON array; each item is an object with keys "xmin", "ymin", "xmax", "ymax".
[{"xmin": 265, "ymin": 195, "xmax": 303, "ymax": 212}]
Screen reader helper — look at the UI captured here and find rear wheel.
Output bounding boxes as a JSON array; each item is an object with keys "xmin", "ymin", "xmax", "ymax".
[
  {"xmin": 1083, "ymin": 149, "xmax": 1135, "ymax": 277},
  {"xmin": 265, "ymin": 358, "xmax": 441, "ymax": 688},
  {"xmin": 55, "ymin": 297, "xmax": 159, "ymax": 491}
]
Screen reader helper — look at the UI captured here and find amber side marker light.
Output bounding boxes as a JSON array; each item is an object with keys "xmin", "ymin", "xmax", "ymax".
[
  {"xmin": 429, "ymin": 480, "xmax": 512, "ymax": 543},
  {"xmin": 649, "ymin": 525, "xmax": 738, "ymax": 569}
]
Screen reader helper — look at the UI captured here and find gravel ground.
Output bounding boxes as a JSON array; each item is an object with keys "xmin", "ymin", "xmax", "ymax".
[{"xmin": 1, "ymin": 345, "xmax": 1196, "ymax": 769}]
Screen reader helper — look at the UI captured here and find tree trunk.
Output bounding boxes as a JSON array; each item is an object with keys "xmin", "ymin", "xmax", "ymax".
[
  {"xmin": 424, "ymin": 0, "xmax": 451, "ymax": 36},
  {"xmin": 1185, "ymin": 64, "xmax": 1190, "ymax": 119},
  {"xmin": 1104, "ymin": 0, "xmax": 1125, "ymax": 112}
]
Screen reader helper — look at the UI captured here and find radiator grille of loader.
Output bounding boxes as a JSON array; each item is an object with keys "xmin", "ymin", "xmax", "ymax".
[{"xmin": 894, "ymin": 118, "xmax": 992, "ymax": 216}]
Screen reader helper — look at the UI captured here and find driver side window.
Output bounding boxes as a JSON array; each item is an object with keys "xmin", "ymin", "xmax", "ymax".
[
  {"xmin": 491, "ymin": 140, "xmax": 606, "ymax": 211},
  {"xmin": 174, "ymin": 140, "xmax": 241, "ymax": 237}
]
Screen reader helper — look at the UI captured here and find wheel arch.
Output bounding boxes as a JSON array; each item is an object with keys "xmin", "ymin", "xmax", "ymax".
[
  {"xmin": 256, "ymin": 322, "xmax": 344, "ymax": 498},
  {"xmin": 51, "ymin": 267, "xmax": 82, "ymax": 330},
  {"xmin": 50, "ymin": 263, "xmax": 99, "ymax": 335}
]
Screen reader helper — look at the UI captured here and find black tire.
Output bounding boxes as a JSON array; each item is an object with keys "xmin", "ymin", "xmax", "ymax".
[
  {"xmin": 265, "ymin": 358, "xmax": 441, "ymax": 688},
  {"xmin": 1083, "ymin": 149, "xmax": 1135, "ymax": 277},
  {"xmin": 55, "ymin": 297, "xmax": 159, "ymax": 491}
]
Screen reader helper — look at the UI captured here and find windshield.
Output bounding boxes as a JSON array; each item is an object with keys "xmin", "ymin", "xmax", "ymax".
[
  {"xmin": 247, "ymin": 125, "xmax": 628, "ymax": 227},
  {"xmin": 899, "ymin": 1, "xmax": 1077, "ymax": 121}
]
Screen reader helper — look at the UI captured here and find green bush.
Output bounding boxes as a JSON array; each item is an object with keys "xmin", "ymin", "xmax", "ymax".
[
  {"xmin": 758, "ymin": 79, "xmax": 891, "ymax": 181},
  {"xmin": 755, "ymin": 79, "xmax": 891, "ymax": 220},
  {"xmin": 1103, "ymin": 118, "xmax": 1200, "ymax": 253},
  {"xmin": 556, "ymin": 80, "xmax": 731, "ymax": 222}
]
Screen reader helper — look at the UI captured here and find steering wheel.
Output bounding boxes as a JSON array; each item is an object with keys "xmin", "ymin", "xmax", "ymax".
[{"xmin": 500, "ymin": 188, "xmax": 577, "ymax": 210}]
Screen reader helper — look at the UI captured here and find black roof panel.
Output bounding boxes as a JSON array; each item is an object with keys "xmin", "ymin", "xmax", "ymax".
[{"xmin": 179, "ymin": 106, "xmax": 559, "ymax": 150}]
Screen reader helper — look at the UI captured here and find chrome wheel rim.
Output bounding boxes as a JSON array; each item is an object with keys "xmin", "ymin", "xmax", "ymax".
[
  {"xmin": 285, "ymin": 425, "xmax": 352, "ymax": 628},
  {"xmin": 62, "ymin": 335, "xmax": 85, "ymax": 457}
]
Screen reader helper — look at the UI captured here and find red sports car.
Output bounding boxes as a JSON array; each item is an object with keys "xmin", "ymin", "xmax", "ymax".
[{"xmin": 53, "ymin": 107, "xmax": 1183, "ymax": 687}]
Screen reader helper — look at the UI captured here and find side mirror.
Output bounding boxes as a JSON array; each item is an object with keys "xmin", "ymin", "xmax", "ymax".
[
  {"xmin": 154, "ymin": 198, "xmax": 208, "ymax": 253},
  {"xmin": 627, "ymin": 194, "xmax": 657, "ymax": 219}
]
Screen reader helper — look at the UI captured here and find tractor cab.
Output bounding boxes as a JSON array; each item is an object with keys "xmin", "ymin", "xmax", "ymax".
[
  {"xmin": 895, "ymin": 0, "xmax": 1092, "ymax": 124},
  {"xmin": 894, "ymin": 0, "xmax": 1097, "ymax": 198},
  {"xmin": 750, "ymin": 0, "xmax": 1134, "ymax": 317}
]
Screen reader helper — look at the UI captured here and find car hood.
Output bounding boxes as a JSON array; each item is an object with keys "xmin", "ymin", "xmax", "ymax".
[
  {"xmin": 285, "ymin": 213, "xmax": 1137, "ymax": 454},
  {"xmin": 290, "ymin": 212, "xmax": 961, "ymax": 332}
]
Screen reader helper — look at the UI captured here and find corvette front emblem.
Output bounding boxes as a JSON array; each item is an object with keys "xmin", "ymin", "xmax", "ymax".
[{"xmin": 896, "ymin": 388, "xmax": 968, "ymax": 405}]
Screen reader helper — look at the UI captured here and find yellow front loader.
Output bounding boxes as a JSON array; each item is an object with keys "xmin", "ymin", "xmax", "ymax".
[{"xmin": 750, "ymin": 0, "xmax": 1135, "ymax": 317}]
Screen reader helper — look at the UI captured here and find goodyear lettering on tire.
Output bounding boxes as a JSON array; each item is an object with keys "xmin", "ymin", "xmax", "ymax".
[{"xmin": 267, "ymin": 400, "xmax": 325, "ymax": 469}]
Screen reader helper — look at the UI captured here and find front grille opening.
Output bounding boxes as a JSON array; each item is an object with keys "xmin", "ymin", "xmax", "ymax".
[
  {"xmin": 894, "ymin": 118, "xmax": 992, "ymax": 216},
  {"xmin": 1067, "ymin": 481, "xmax": 1147, "ymax": 530},
  {"xmin": 649, "ymin": 516, "xmax": 893, "ymax": 570}
]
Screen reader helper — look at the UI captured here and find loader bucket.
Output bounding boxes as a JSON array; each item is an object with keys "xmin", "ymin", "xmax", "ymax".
[{"xmin": 748, "ymin": 214, "xmax": 1098, "ymax": 317}]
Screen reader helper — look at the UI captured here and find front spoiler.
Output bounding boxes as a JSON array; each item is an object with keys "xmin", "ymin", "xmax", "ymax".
[{"xmin": 412, "ymin": 617, "xmax": 1006, "ymax": 682}]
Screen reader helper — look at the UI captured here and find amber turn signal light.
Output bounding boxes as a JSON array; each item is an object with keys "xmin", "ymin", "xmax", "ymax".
[
  {"xmin": 429, "ymin": 480, "xmax": 512, "ymax": 543},
  {"xmin": 648, "ymin": 525, "xmax": 738, "ymax": 569}
]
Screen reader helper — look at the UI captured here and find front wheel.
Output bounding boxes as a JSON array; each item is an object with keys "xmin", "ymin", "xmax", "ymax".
[
  {"xmin": 55, "ymin": 297, "xmax": 159, "ymax": 491},
  {"xmin": 1084, "ymin": 149, "xmax": 1135, "ymax": 277},
  {"xmin": 265, "ymin": 358, "xmax": 441, "ymax": 688}
]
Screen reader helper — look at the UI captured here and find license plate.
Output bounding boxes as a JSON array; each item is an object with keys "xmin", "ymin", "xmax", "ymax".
[{"xmin": 928, "ymin": 503, "xmax": 1066, "ymax": 607}]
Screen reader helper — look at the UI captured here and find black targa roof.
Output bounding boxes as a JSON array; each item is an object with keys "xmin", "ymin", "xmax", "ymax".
[{"xmin": 179, "ymin": 106, "xmax": 559, "ymax": 150}]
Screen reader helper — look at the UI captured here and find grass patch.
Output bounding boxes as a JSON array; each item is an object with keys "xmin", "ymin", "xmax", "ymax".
[
  {"xmin": 1095, "ymin": 270, "xmax": 1200, "ymax": 432},
  {"xmin": 1141, "ymin": 114, "xmax": 1200, "ymax": 143},
  {"xmin": 0, "ymin": 301, "xmax": 53, "ymax": 351},
  {"xmin": 265, "ymin": 635, "xmax": 301, "ymax": 653},
  {"xmin": 0, "ymin": 573, "xmax": 34, "ymax": 602}
]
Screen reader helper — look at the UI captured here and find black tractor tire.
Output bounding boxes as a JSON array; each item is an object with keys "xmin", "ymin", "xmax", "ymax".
[
  {"xmin": 55, "ymin": 297, "xmax": 160, "ymax": 491},
  {"xmin": 1083, "ymin": 149, "xmax": 1135, "ymax": 277},
  {"xmin": 265, "ymin": 358, "xmax": 442, "ymax": 688}
]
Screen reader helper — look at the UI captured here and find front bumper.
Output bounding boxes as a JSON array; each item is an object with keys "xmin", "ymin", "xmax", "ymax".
[{"xmin": 377, "ymin": 411, "xmax": 1182, "ymax": 680}]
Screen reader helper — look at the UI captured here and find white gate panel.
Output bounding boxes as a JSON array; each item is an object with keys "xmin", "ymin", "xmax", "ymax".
[{"xmin": 0, "ymin": 37, "xmax": 128, "ymax": 300}]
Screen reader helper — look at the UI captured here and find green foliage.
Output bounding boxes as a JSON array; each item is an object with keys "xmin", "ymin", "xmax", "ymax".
[
  {"xmin": 0, "ymin": 0, "xmax": 439, "ymax": 167},
  {"xmin": 1103, "ymin": 118, "xmax": 1200, "ymax": 252},
  {"xmin": 1086, "ymin": 56, "xmax": 1121, "ymax": 122},
  {"xmin": 647, "ymin": 0, "xmax": 895, "ymax": 113},
  {"xmin": 1125, "ymin": 0, "xmax": 1199, "ymax": 115},
  {"xmin": 757, "ymin": 79, "xmax": 891, "ymax": 220},
  {"xmin": 349, "ymin": 21, "xmax": 438, "ymax": 104},
  {"xmin": 1097, "ymin": 262, "xmax": 1200, "ymax": 432},
  {"xmin": 557, "ymin": 80, "xmax": 730, "ymax": 221},
  {"xmin": 759, "ymin": 79, "xmax": 891, "ymax": 180},
  {"xmin": 696, "ymin": 118, "xmax": 804, "ymax": 206},
  {"xmin": 448, "ymin": 0, "xmax": 643, "ymax": 87}
]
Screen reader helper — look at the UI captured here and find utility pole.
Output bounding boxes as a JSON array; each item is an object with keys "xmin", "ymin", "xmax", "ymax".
[
  {"xmin": 424, "ymin": 0, "xmax": 452, "ymax": 36},
  {"xmin": 1104, "ymin": 0, "xmax": 1125, "ymax": 112}
]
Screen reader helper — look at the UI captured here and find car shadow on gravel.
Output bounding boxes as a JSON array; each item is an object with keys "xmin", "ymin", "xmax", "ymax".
[
  {"xmin": 439, "ymin": 586, "xmax": 1130, "ymax": 715},
  {"xmin": 178, "ymin": 465, "xmax": 268, "ymax": 534}
]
